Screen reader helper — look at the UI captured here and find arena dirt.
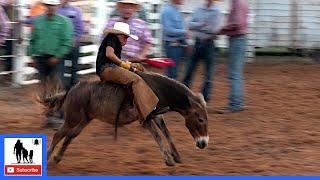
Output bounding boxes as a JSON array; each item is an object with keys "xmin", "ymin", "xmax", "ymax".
[{"xmin": 1, "ymin": 59, "xmax": 320, "ymax": 175}]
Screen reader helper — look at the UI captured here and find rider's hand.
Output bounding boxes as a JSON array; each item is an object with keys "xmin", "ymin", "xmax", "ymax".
[
  {"xmin": 130, "ymin": 63, "xmax": 145, "ymax": 72},
  {"xmin": 130, "ymin": 67, "xmax": 137, "ymax": 72},
  {"xmin": 130, "ymin": 63, "xmax": 138, "ymax": 72},
  {"xmin": 120, "ymin": 61, "xmax": 132, "ymax": 70}
]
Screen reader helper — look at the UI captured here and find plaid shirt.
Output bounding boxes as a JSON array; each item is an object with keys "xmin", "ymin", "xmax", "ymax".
[
  {"xmin": 57, "ymin": 4, "xmax": 84, "ymax": 41},
  {"xmin": 105, "ymin": 17, "xmax": 152, "ymax": 59},
  {"xmin": 0, "ymin": 0, "xmax": 7, "ymax": 5},
  {"xmin": 223, "ymin": 0, "xmax": 248, "ymax": 36},
  {"xmin": 0, "ymin": 6, "xmax": 10, "ymax": 44}
]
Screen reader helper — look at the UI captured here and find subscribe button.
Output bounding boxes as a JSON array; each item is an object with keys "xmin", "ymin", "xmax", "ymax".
[{"xmin": 5, "ymin": 165, "xmax": 42, "ymax": 176}]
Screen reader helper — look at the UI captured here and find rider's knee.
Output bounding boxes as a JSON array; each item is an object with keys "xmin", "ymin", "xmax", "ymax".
[{"xmin": 131, "ymin": 74, "xmax": 143, "ymax": 83}]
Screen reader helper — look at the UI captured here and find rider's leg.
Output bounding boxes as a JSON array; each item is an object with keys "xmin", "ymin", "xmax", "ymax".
[{"xmin": 100, "ymin": 67, "xmax": 159, "ymax": 122}]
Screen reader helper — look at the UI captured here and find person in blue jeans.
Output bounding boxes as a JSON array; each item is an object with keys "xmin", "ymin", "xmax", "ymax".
[
  {"xmin": 218, "ymin": 0, "xmax": 248, "ymax": 113},
  {"xmin": 58, "ymin": 0, "xmax": 84, "ymax": 89},
  {"xmin": 183, "ymin": 0, "xmax": 222, "ymax": 102},
  {"xmin": 161, "ymin": 0, "xmax": 187, "ymax": 79}
]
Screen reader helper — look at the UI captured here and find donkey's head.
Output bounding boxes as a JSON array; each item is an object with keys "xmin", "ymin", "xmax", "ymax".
[
  {"xmin": 136, "ymin": 72, "xmax": 209, "ymax": 148},
  {"xmin": 182, "ymin": 93, "xmax": 209, "ymax": 149}
]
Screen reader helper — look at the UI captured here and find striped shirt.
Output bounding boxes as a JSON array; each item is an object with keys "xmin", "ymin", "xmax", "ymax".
[
  {"xmin": 0, "ymin": 0, "xmax": 8, "ymax": 5},
  {"xmin": 105, "ymin": 17, "xmax": 152, "ymax": 59},
  {"xmin": 57, "ymin": 4, "xmax": 84, "ymax": 41}
]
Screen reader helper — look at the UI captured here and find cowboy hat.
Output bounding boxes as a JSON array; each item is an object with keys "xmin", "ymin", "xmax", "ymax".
[
  {"xmin": 42, "ymin": 0, "xmax": 60, "ymax": 5},
  {"xmin": 117, "ymin": 0, "xmax": 139, "ymax": 5},
  {"xmin": 104, "ymin": 22, "xmax": 138, "ymax": 40}
]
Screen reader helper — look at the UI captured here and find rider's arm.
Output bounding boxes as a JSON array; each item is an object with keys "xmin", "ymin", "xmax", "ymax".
[
  {"xmin": 106, "ymin": 46, "xmax": 132, "ymax": 70},
  {"xmin": 106, "ymin": 46, "xmax": 122, "ymax": 65}
]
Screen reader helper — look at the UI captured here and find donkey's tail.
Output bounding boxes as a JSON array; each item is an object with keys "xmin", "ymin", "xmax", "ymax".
[{"xmin": 36, "ymin": 90, "xmax": 68, "ymax": 112}]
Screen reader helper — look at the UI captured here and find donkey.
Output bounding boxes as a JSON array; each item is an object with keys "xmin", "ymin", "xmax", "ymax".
[{"xmin": 42, "ymin": 71, "xmax": 209, "ymax": 166}]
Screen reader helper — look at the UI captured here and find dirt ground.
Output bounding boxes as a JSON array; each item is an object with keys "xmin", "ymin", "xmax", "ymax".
[{"xmin": 0, "ymin": 57, "xmax": 320, "ymax": 175}]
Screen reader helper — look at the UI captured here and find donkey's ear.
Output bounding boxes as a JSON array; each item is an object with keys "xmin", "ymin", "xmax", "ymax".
[
  {"xmin": 197, "ymin": 93, "xmax": 207, "ymax": 107},
  {"xmin": 188, "ymin": 95, "xmax": 198, "ymax": 107}
]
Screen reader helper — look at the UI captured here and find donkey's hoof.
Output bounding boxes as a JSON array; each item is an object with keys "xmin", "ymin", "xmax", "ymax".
[
  {"xmin": 53, "ymin": 156, "xmax": 62, "ymax": 164},
  {"xmin": 165, "ymin": 153, "xmax": 175, "ymax": 166},
  {"xmin": 173, "ymin": 154, "xmax": 182, "ymax": 163},
  {"xmin": 165, "ymin": 159, "xmax": 175, "ymax": 167}
]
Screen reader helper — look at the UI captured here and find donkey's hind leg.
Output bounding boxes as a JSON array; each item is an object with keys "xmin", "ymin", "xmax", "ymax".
[
  {"xmin": 154, "ymin": 115, "xmax": 182, "ymax": 163},
  {"xmin": 145, "ymin": 119, "xmax": 175, "ymax": 166},
  {"xmin": 53, "ymin": 119, "xmax": 90, "ymax": 163},
  {"xmin": 47, "ymin": 124, "xmax": 70, "ymax": 160}
]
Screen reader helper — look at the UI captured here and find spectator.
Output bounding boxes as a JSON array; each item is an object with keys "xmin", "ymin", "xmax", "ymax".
[
  {"xmin": 105, "ymin": 0, "xmax": 152, "ymax": 61},
  {"xmin": 161, "ymin": 0, "xmax": 187, "ymax": 79},
  {"xmin": 110, "ymin": 3, "xmax": 148, "ymax": 23},
  {"xmin": 183, "ymin": 0, "xmax": 222, "ymax": 102},
  {"xmin": 0, "ymin": 0, "xmax": 14, "ymax": 6},
  {"xmin": 23, "ymin": 1, "xmax": 47, "ymax": 25},
  {"xmin": 0, "ymin": 0, "xmax": 12, "ymax": 84},
  {"xmin": 218, "ymin": 0, "xmax": 248, "ymax": 113},
  {"xmin": 0, "ymin": 4, "xmax": 10, "ymax": 48},
  {"xmin": 58, "ymin": 0, "xmax": 84, "ymax": 89},
  {"xmin": 29, "ymin": 1, "xmax": 47, "ymax": 17},
  {"xmin": 28, "ymin": 0, "xmax": 73, "ymax": 127}
]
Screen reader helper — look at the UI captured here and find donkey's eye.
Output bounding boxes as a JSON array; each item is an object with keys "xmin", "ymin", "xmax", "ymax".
[{"xmin": 199, "ymin": 118, "xmax": 205, "ymax": 123}]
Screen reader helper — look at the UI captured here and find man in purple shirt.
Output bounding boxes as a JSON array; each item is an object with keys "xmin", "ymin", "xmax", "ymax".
[
  {"xmin": 218, "ymin": 0, "xmax": 248, "ymax": 113},
  {"xmin": 1, "ymin": 0, "xmax": 16, "ymax": 85},
  {"xmin": 105, "ymin": 0, "xmax": 152, "ymax": 61},
  {"xmin": 0, "ymin": 3, "xmax": 11, "ymax": 84},
  {"xmin": 58, "ymin": 0, "xmax": 84, "ymax": 89},
  {"xmin": 0, "ymin": 4, "xmax": 10, "ymax": 47}
]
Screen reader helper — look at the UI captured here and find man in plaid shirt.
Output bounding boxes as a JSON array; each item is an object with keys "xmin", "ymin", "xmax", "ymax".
[{"xmin": 104, "ymin": 0, "xmax": 152, "ymax": 61}]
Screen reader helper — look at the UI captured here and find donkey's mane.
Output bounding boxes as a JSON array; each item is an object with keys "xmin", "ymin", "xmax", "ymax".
[{"xmin": 138, "ymin": 71, "xmax": 194, "ymax": 97}]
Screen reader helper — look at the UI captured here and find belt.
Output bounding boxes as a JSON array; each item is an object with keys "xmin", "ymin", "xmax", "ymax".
[
  {"xmin": 164, "ymin": 40, "xmax": 186, "ymax": 47},
  {"xmin": 195, "ymin": 38, "xmax": 213, "ymax": 43},
  {"xmin": 38, "ymin": 54, "xmax": 54, "ymax": 58}
]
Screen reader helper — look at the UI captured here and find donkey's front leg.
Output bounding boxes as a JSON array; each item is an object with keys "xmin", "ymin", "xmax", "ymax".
[
  {"xmin": 154, "ymin": 115, "xmax": 182, "ymax": 163},
  {"xmin": 145, "ymin": 119, "xmax": 175, "ymax": 166}
]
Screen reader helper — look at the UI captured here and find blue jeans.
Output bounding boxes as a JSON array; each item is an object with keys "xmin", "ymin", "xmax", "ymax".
[
  {"xmin": 183, "ymin": 40, "xmax": 215, "ymax": 102},
  {"xmin": 164, "ymin": 41, "xmax": 184, "ymax": 79},
  {"xmin": 228, "ymin": 35, "xmax": 247, "ymax": 109},
  {"xmin": 65, "ymin": 45, "xmax": 80, "ymax": 89}
]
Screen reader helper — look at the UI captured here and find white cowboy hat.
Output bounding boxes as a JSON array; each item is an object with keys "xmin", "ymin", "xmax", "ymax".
[
  {"xmin": 117, "ymin": 0, "xmax": 139, "ymax": 5},
  {"xmin": 104, "ymin": 22, "xmax": 139, "ymax": 40},
  {"xmin": 42, "ymin": 0, "xmax": 60, "ymax": 5}
]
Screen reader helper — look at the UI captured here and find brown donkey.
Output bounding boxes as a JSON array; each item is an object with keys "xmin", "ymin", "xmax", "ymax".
[{"xmin": 42, "ymin": 71, "xmax": 209, "ymax": 166}]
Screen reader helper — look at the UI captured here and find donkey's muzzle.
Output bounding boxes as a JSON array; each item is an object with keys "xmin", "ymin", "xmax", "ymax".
[{"xmin": 196, "ymin": 136, "xmax": 209, "ymax": 149}]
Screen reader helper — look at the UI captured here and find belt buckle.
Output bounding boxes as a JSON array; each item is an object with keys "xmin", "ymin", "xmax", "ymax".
[{"xmin": 170, "ymin": 42, "xmax": 179, "ymax": 47}]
